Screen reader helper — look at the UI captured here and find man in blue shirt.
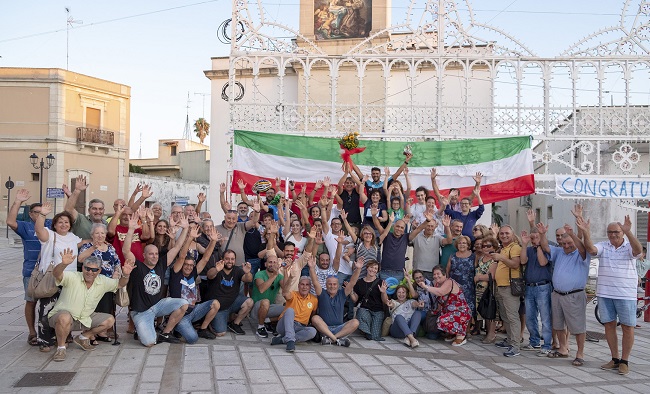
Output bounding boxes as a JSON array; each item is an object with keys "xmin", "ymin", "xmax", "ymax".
[
  {"xmin": 443, "ymin": 173, "xmax": 484, "ymax": 241},
  {"xmin": 540, "ymin": 222, "xmax": 590, "ymax": 366},
  {"xmin": 520, "ymin": 221, "xmax": 553, "ymax": 356},
  {"xmin": 307, "ymin": 257, "xmax": 364, "ymax": 347},
  {"xmin": 7, "ymin": 189, "xmax": 52, "ymax": 345},
  {"xmin": 309, "ymin": 256, "xmax": 363, "ymax": 346}
]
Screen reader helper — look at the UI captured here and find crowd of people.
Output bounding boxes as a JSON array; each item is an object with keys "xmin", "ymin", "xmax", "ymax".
[{"xmin": 7, "ymin": 156, "xmax": 647, "ymax": 376}]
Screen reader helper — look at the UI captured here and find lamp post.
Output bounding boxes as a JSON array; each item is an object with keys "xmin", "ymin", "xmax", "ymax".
[{"xmin": 29, "ymin": 153, "xmax": 55, "ymax": 203}]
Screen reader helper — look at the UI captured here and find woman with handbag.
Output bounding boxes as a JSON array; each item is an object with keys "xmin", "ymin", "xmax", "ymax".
[
  {"xmin": 350, "ymin": 259, "xmax": 389, "ymax": 341},
  {"xmin": 418, "ymin": 265, "xmax": 471, "ymax": 346},
  {"xmin": 34, "ymin": 203, "xmax": 83, "ymax": 352},
  {"xmin": 475, "ymin": 237, "xmax": 499, "ymax": 343},
  {"xmin": 78, "ymin": 223, "xmax": 121, "ymax": 344}
]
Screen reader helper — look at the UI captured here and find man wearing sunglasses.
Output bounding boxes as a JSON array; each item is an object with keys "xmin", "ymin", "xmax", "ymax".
[{"xmin": 47, "ymin": 252, "xmax": 133, "ymax": 361}]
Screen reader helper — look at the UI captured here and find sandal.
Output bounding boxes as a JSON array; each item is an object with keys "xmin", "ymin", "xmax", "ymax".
[
  {"xmin": 28, "ymin": 334, "xmax": 38, "ymax": 346},
  {"xmin": 572, "ymin": 357, "xmax": 584, "ymax": 367},
  {"xmin": 547, "ymin": 350, "xmax": 569, "ymax": 358},
  {"xmin": 95, "ymin": 335, "xmax": 112, "ymax": 343},
  {"xmin": 90, "ymin": 339, "xmax": 99, "ymax": 346}
]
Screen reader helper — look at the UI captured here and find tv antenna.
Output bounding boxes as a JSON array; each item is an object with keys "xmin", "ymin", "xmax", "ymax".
[
  {"xmin": 65, "ymin": 7, "xmax": 83, "ymax": 70},
  {"xmin": 183, "ymin": 92, "xmax": 192, "ymax": 140},
  {"xmin": 194, "ymin": 92, "xmax": 211, "ymax": 118}
]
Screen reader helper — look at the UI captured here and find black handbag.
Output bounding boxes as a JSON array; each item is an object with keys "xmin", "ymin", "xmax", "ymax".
[
  {"xmin": 506, "ymin": 248, "xmax": 525, "ymax": 297},
  {"xmin": 477, "ymin": 273, "xmax": 498, "ymax": 320}
]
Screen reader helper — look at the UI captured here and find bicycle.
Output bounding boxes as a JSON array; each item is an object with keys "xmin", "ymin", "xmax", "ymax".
[{"xmin": 593, "ymin": 295, "xmax": 650, "ymax": 326}]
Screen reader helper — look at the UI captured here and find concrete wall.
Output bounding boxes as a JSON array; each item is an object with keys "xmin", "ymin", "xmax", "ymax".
[{"xmin": 129, "ymin": 174, "xmax": 210, "ymax": 219}]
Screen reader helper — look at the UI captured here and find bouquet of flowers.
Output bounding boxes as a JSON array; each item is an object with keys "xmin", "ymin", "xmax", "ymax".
[{"xmin": 338, "ymin": 132, "xmax": 365, "ymax": 167}]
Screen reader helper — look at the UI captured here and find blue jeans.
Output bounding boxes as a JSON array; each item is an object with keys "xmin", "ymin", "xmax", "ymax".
[
  {"xmin": 390, "ymin": 313, "xmax": 422, "ymax": 338},
  {"xmin": 276, "ymin": 308, "xmax": 316, "ymax": 343},
  {"xmin": 380, "ymin": 269, "xmax": 404, "ymax": 281},
  {"xmin": 175, "ymin": 300, "xmax": 217, "ymax": 344},
  {"xmin": 131, "ymin": 298, "xmax": 188, "ymax": 346},
  {"xmin": 248, "ymin": 258, "xmax": 262, "ymax": 276},
  {"xmin": 212, "ymin": 294, "xmax": 249, "ymax": 334},
  {"xmin": 525, "ymin": 283, "xmax": 552, "ymax": 350}
]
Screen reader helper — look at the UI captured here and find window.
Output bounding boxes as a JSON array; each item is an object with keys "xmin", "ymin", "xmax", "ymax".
[
  {"xmin": 31, "ymin": 173, "xmax": 39, "ymax": 182},
  {"xmin": 86, "ymin": 107, "xmax": 101, "ymax": 129},
  {"xmin": 547, "ymin": 206, "xmax": 553, "ymax": 220},
  {"xmin": 535, "ymin": 208, "xmax": 541, "ymax": 221},
  {"xmin": 170, "ymin": 145, "xmax": 177, "ymax": 156}
]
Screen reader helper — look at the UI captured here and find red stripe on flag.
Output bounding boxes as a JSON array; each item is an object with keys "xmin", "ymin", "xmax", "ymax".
[{"xmin": 232, "ymin": 171, "xmax": 534, "ymax": 205}]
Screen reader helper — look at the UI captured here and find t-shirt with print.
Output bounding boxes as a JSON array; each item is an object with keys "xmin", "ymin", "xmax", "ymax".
[
  {"xmin": 169, "ymin": 266, "xmax": 200, "ymax": 306},
  {"xmin": 130, "ymin": 257, "xmax": 166, "ymax": 313},
  {"xmin": 111, "ymin": 224, "xmax": 144, "ymax": 265},
  {"xmin": 205, "ymin": 266, "xmax": 245, "ymax": 309}
]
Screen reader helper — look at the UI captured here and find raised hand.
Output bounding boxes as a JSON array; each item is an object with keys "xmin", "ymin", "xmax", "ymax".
[
  {"xmin": 221, "ymin": 182, "xmax": 228, "ymax": 193},
  {"xmin": 490, "ymin": 223, "xmax": 499, "ymax": 237},
  {"xmin": 223, "ymin": 201, "xmax": 232, "ymax": 211},
  {"xmin": 133, "ymin": 183, "xmax": 143, "ymax": 194},
  {"xmin": 404, "ymin": 167, "xmax": 409, "ymax": 176},
  {"xmin": 323, "ymin": 176, "xmax": 331, "ymax": 188},
  {"xmin": 189, "ymin": 223, "xmax": 200, "ymax": 239},
  {"xmin": 370, "ymin": 205, "xmax": 378, "ymax": 217},
  {"xmin": 403, "ymin": 268, "xmax": 413, "ymax": 283},
  {"xmin": 473, "ymin": 172, "xmax": 483, "ymax": 184},
  {"xmin": 16, "ymin": 189, "xmax": 31, "ymax": 202},
  {"xmin": 315, "ymin": 179, "xmax": 323, "ymax": 190},
  {"xmin": 215, "ymin": 260, "xmax": 224, "ymax": 273},
  {"xmin": 340, "ymin": 209, "xmax": 348, "ymax": 220},
  {"xmin": 75, "ymin": 175, "xmax": 88, "ymax": 191},
  {"xmin": 430, "ymin": 168, "xmax": 438, "ymax": 179},
  {"xmin": 253, "ymin": 202, "xmax": 261, "ymax": 213},
  {"xmin": 520, "ymin": 230, "xmax": 530, "ymax": 246},
  {"xmin": 307, "ymin": 255, "xmax": 316, "ymax": 269},
  {"xmin": 60, "ymin": 248, "xmax": 75, "ymax": 266},
  {"xmin": 575, "ymin": 216, "xmax": 590, "ymax": 233},
  {"xmin": 178, "ymin": 213, "xmax": 189, "ymax": 229},
  {"xmin": 141, "ymin": 184, "xmax": 153, "ymax": 198},
  {"xmin": 336, "ymin": 232, "xmax": 346, "ymax": 244},
  {"xmin": 315, "ymin": 231, "xmax": 324, "ymax": 245},
  {"xmin": 242, "ymin": 261, "xmax": 252, "ymax": 274},
  {"xmin": 442, "ymin": 214, "xmax": 451, "ymax": 227},
  {"xmin": 563, "ymin": 223, "xmax": 574, "ymax": 236},
  {"xmin": 354, "ymin": 257, "xmax": 364, "ymax": 271},
  {"xmin": 571, "ymin": 204, "xmax": 583, "ymax": 219},
  {"xmin": 289, "ymin": 180, "xmax": 295, "ymax": 190},
  {"xmin": 384, "ymin": 166, "xmax": 390, "ymax": 177},
  {"xmin": 389, "ymin": 211, "xmax": 395, "ymax": 223},
  {"xmin": 440, "ymin": 196, "xmax": 449, "ymax": 207},
  {"xmin": 61, "ymin": 184, "xmax": 71, "ymax": 197},
  {"xmin": 379, "ymin": 280, "xmax": 388, "ymax": 293},
  {"xmin": 122, "ymin": 258, "xmax": 136, "ymax": 276},
  {"xmin": 404, "ymin": 152, "xmax": 413, "ymax": 163},
  {"xmin": 146, "ymin": 208, "xmax": 155, "ymax": 222},
  {"xmin": 197, "ymin": 192, "xmax": 206, "ymax": 203},
  {"xmin": 536, "ymin": 221, "xmax": 548, "ymax": 235},
  {"xmin": 137, "ymin": 205, "xmax": 147, "ymax": 220},
  {"xmin": 41, "ymin": 202, "xmax": 53, "ymax": 216},
  {"xmin": 619, "ymin": 215, "xmax": 632, "ymax": 233},
  {"xmin": 406, "ymin": 197, "xmax": 413, "ymax": 206},
  {"xmin": 128, "ymin": 213, "xmax": 140, "ymax": 230},
  {"xmin": 526, "ymin": 209, "xmax": 536, "ymax": 224},
  {"xmin": 361, "ymin": 174, "xmax": 369, "ymax": 183}
]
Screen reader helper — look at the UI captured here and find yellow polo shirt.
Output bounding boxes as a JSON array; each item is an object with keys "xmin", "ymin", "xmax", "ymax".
[
  {"xmin": 280, "ymin": 291, "xmax": 318, "ymax": 325},
  {"xmin": 48, "ymin": 272, "xmax": 119, "ymax": 328},
  {"xmin": 495, "ymin": 242, "xmax": 522, "ymax": 287}
]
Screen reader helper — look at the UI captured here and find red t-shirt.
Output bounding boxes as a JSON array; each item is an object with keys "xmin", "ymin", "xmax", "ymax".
[{"xmin": 111, "ymin": 225, "xmax": 144, "ymax": 265}]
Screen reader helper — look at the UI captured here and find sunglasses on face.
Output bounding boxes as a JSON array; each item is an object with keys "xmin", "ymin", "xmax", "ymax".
[{"xmin": 84, "ymin": 267, "xmax": 100, "ymax": 273}]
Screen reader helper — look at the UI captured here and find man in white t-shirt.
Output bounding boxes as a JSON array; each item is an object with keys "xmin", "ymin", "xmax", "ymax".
[{"xmin": 578, "ymin": 215, "xmax": 643, "ymax": 376}]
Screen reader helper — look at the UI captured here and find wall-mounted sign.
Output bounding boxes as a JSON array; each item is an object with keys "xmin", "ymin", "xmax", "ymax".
[{"xmin": 555, "ymin": 175, "xmax": 650, "ymax": 199}]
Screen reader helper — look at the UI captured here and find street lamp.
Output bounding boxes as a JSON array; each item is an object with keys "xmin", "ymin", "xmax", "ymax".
[{"xmin": 29, "ymin": 153, "xmax": 55, "ymax": 203}]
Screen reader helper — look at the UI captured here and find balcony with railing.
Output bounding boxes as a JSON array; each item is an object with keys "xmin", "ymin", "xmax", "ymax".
[{"xmin": 76, "ymin": 127, "xmax": 115, "ymax": 146}]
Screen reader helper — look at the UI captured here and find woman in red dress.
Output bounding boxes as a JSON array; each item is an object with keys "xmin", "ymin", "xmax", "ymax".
[{"xmin": 418, "ymin": 265, "xmax": 472, "ymax": 346}]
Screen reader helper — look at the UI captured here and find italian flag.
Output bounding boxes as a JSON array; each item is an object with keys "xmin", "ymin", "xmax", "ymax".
[{"xmin": 232, "ymin": 130, "xmax": 534, "ymax": 204}]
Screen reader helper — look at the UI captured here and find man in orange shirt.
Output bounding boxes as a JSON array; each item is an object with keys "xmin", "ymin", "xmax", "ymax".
[{"xmin": 271, "ymin": 256, "xmax": 318, "ymax": 352}]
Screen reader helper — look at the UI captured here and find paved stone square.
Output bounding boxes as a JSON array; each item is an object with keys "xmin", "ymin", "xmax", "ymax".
[{"xmin": 1, "ymin": 240, "xmax": 649, "ymax": 393}]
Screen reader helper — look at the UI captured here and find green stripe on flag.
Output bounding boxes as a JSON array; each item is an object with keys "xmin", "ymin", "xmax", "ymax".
[{"xmin": 234, "ymin": 130, "xmax": 530, "ymax": 167}]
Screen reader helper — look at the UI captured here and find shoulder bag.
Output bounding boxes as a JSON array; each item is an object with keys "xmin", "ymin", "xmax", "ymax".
[
  {"xmin": 507, "ymin": 247, "xmax": 526, "ymax": 297},
  {"xmin": 477, "ymin": 273, "xmax": 498, "ymax": 320},
  {"xmin": 27, "ymin": 233, "xmax": 59, "ymax": 299}
]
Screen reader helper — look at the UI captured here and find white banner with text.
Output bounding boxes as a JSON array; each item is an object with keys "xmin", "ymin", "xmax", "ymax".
[{"xmin": 555, "ymin": 175, "xmax": 650, "ymax": 199}]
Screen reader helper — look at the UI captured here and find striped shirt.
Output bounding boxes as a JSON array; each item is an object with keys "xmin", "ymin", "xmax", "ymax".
[{"xmin": 595, "ymin": 241, "xmax": 640, "ymax": 300}]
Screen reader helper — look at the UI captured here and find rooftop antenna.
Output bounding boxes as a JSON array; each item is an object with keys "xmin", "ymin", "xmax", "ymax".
[
  {"xmin": 65, "ymin": 7, "xmax": 83, "ymax": 70},
  {"xmin": 183, "ymin": 91, "xmax": 192, "ymax": 140},
  {"xmin": 194, "ymin": 92, "xmax": 211, "ymax": 118},
  {"xmin": 138, "ymin": 132, "xmax": 142, "ymax": 159}
]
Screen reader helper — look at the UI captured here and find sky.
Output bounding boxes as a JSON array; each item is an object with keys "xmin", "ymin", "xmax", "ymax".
[{"xmin": 0, "ymin": 0, "xmax": 640, "ymax": 158}]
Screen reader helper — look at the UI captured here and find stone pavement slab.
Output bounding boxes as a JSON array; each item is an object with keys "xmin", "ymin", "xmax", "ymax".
[{"xmin": 1, "ymin": 241, "xmax": 650, "ymax": 393}]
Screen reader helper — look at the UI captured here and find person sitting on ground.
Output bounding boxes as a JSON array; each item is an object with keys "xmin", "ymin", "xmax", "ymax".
[
  {"xmin": 271, "ymin": 262, "xmax": 318, "ymax": 352},
  {"xmin": 47, "ymin": 250, "xmax": 132, "ymax": 361},
  {"xmin": 309, "ymin": 255, "xmax": 363, "ymax": 347},
  {"xmin": 204, "ymin": 249, "xmax": 254, "ymax": 336},
  {"xmin": 169, "ymin": 224, "xmax": 221, "ymax": 343},
  {"xmin": 250, "ymin": 252, "xmax": 285, "ymax": 338},
  {"xmin": 418, "ymin": 265, "xmax": 472, "ymax": 347},
  {"xmin": 350, "ymin": 259, "xmax": 389, "ymax": 341},
  {"xmin": 123, "ymin": 212, "xmax": 190, "ymax": 346},
  {"xmin": 388, "ymin": 283, "xmax": 424, "ymax": 348},
  {"xmin": 77, "ymin": 223, "xmax": 121, "ymax": 343}
]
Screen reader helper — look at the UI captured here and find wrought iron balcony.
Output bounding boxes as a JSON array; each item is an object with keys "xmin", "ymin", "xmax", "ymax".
[{"xmin": 76, "ymin": 127, "xmax": 115, "ymax": 146}]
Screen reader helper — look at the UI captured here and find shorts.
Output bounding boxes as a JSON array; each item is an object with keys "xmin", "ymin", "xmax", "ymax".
[
  {"xmin": 48, "ymin": 311, "xmax": 113, "ymax": 331},
  {"xmin": 551, "ymin": 290, "xmax": 586, "ymax": 334},
  {"xmin": 597, "ymin": 297, "xmax": 637, "ymax": 327},
  {"xmin": 23, "ymin": 276, "xmax": 34, "ymax": 302},
  {"xmin": 251, "ymin": 299, "xmax": 284, "ymax": 321},
  {"xmin": 328, "ymin": 323, "xmax": 346, "ymax": 335},
  {"xmin": 212, "ymin": 294, "xmax": 250, "ymax": 334}
]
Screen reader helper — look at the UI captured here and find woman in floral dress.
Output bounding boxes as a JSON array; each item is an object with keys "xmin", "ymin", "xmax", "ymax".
[
  {"xmin": 446, "ymin": 236, "xmax": 476, "ymax": 318},
  {"xmin": 419, "ymin": 265, "xmax": 471, "ymax": 346}
]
